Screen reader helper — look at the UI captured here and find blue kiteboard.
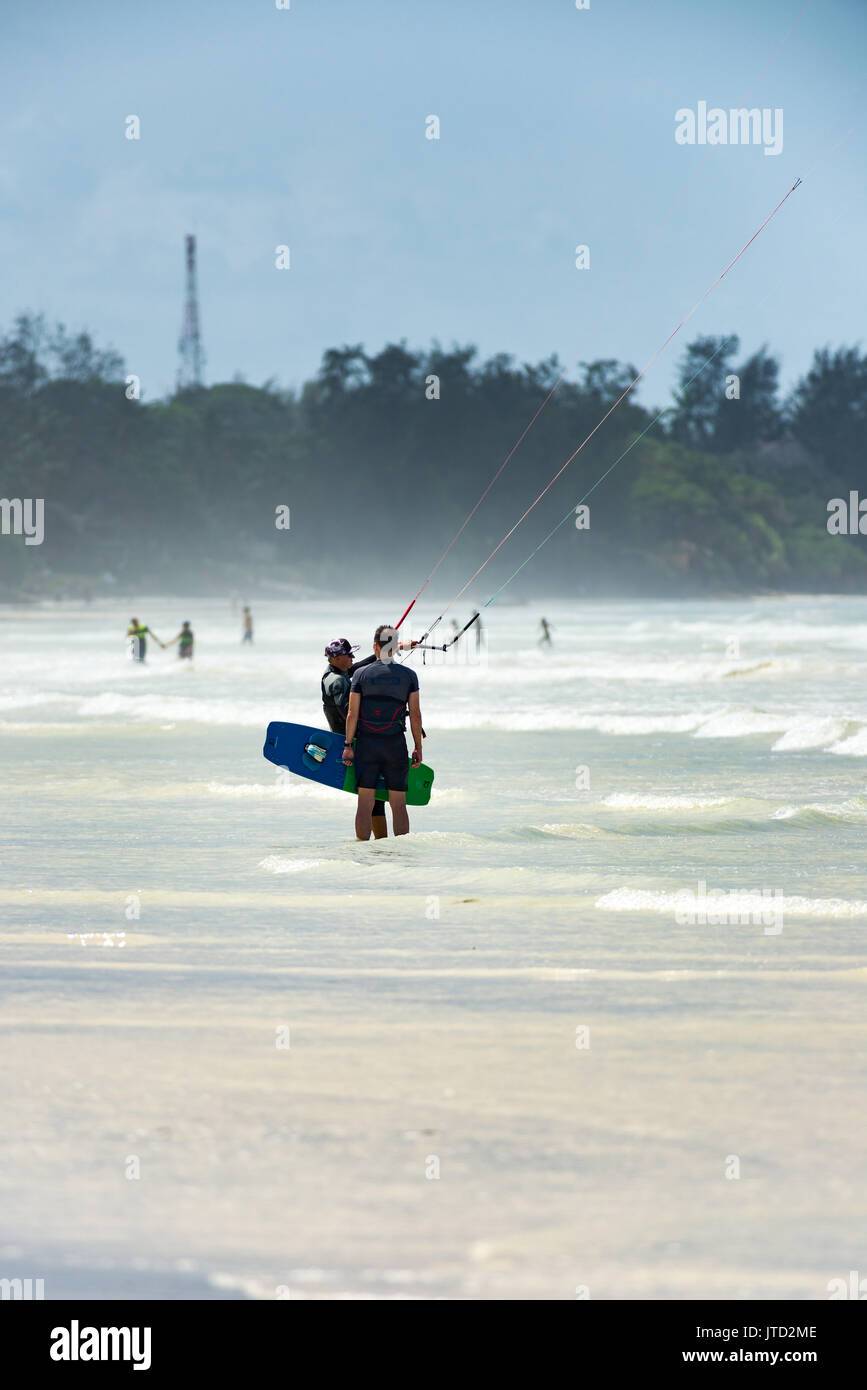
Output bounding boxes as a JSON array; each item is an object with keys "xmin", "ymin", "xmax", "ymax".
[{"xmin": 263, "ymin": 721, "xmax": 434, "ymax": 806}]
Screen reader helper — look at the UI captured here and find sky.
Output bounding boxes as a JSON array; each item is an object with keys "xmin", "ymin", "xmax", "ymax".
[{"xmin": 1, "ymin": 0, "xmax": 864, "ymax": 406}]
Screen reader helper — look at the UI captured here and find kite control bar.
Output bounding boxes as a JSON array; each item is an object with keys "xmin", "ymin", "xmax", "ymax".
[{"xmin": 406, "ymin": 611, "xmax": 480, "ymax": 660}]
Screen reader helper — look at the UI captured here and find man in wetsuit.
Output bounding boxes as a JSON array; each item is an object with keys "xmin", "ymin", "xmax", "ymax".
[
  {"xmin": 167, "ymin": 621, "xmax": 194, "ymax": 659},
  {"xmin": 127, "ymin": 617, "xmax": 164, "ymax": 663},
  {"xmin": 321, "ymin": 637, "xmax": 388, "ymax": 839},
  {"xmin": 342, "ymin": 625, "xmax": 424, "ymax": 840}
]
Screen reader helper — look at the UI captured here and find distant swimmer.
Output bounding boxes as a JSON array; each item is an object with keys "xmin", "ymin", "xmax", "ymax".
[
  {"xmin": 242, "ymin": 606, "xmax": 254, "ymax": 644},
  {"xmin": 539, "ymin": 617, "xmax": 554, "ymax": 647},
  {"xmin": 127, "ymin": 617, "xmax": 163, "ymax": 663},
  {"xmin": 166, "ymin": 621, "xmax": 194, "ymax": 660},
  {"xmin": 450, "ymin": 619, "xmax": 460, "ymax": 638},
  {"xmin": 343, "ymin": 624, "xmax": 423, "ymax": 840}
]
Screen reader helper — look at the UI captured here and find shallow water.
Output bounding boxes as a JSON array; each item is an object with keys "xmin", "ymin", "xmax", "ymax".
[{"xmin": 1, "ymin": 594, "xmax": 865, "ymax": 1299}]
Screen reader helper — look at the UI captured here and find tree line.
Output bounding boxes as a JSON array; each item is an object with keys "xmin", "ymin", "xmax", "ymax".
[{"xmin": 1, "ymin": 312, "xmax": 865, "ymax": 596}]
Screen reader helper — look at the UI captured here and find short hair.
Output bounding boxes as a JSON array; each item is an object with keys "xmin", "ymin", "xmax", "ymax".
[{"xmin": 374, "ymin": 624, "xmax": 399, "ymax": 658}]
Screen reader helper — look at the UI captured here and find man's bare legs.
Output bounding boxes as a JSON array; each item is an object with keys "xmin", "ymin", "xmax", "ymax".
[
  {"xmin": 357, "ymin": 788, "xmax": 407, "ymax": 838},
  {"xmin": 372, "ymin": 806, "xmax": 388, "ymax": 840},
  {"xmin": 388, "ymin": 789, "xmax": 409, "ymax": 836},
  {"xmin": 356, "ymin": 787, "xmax": 377, "ymax": 840}
]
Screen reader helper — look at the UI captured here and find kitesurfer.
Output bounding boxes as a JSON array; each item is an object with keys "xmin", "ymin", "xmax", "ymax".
[
  {"xmin": 322, "ymin": 637, "xmax": 387, "ymax": 839},
  {"xmin": 323, "ymin": 635, "xmax": 417, "ymax": 838},
  {"xmin": 343, "ymin": 625, "xmax": 424, "ymax": 840}
]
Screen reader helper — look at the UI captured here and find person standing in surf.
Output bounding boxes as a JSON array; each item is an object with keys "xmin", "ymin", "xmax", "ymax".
[
  {"xmin": 322, "ymin": 637, "xmax": 388, "ymax": 840},
  {"xmin": 127, "ymin": 617, "xmax": 164, "ymax": 663},
  {"xmin": 343, "ymin": 625, "xmax": 424, "ymax": 840},
  {"xmin": 242, "ymin": 607, "xmax": 253, "ymax": 644},
  {"xmin": 166, "ymin": 621, "xmax": 194, "ymax": 660},
  {"xmin": 323, "ymin": 634, "xmax": 417, "ymax": 838}
]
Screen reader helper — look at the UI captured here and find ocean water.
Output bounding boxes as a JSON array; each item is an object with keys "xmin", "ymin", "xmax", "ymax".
[{"xmin": 1, "ymin": 593, "xmax": 865, "ymax": 1300}]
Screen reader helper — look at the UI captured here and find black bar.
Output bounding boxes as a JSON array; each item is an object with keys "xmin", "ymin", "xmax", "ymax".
[{"xmin": 10, "ymin": 1297, "xmax": 865, "ymax": 1374}]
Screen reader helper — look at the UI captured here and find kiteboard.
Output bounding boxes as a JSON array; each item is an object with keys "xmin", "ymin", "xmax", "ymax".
[{"xmin": 263, "ymin": 721, "xmax": 434, "ymax": 806}]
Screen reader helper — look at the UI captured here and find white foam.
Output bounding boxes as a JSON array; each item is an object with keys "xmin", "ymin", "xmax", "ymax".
[
  {"xmin": 772, "ymin": 717, "xmax": 850, "ymax": 751},
  {"xmin": 603, "ymin": 793, "xmax": 732, "ymax": 810},
  {"xmin": 0, "ymin": 720, "xmax": 87, "ymax": 731},
  {"xmin": 692, "ymin": 710, "xmax": 791, "ymax": 739},
  {"xmin": 0, "ymin": 691, "xmax": 71, "ymax": 711},
  {"xmin": 428, "ymin": 709, "xmax": 713, "ymax": 733},
  {"xmin": 77, "ymin": 692, "xmax": 277, "ymax": 727},
  {"xmin": 207, "ymin": 780, "xmax": 336, "ymax": 800},
  {"xmin": 539, "ymin": 823, "xmax": 609, "ymax": 839},
  {"xmin": 588, "ymin": 712, "xmax": 709, "ymax": 735},
  {"xmin": 772, "ymin": 798, "xmax": 867, "ymax": 823},
  {"xmin": 596, "ymin": 887, "xmax": 867, "ymax": 919},
  {"xmin": 500, "ymin": 654, "xmax": 806, "ymax": 683},
  {"xmin": 829, "ymin": 728, "xmax": 867, "ymax": 757},
  {"xmin": 258, "ymin": 856, "xmax": 325, "ymax": 875}
]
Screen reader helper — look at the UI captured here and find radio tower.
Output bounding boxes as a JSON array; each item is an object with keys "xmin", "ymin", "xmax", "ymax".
[{"xmin": 177, "ymin": 233, "xmax": 205, "ymax": 390}]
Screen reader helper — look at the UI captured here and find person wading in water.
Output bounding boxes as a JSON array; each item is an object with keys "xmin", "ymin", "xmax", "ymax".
[
  {"xmin": 127, "ymin": 617, "xmax": 164, "ymax": 663},
  {"xmin": 342, "ymin": 625, "xmax": 424, "ymax": 840}
]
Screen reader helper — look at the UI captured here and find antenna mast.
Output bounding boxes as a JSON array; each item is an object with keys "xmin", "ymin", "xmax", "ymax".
[{"xmin": 177, "ymin": 233, "xmax": 204, "ymax": 390}]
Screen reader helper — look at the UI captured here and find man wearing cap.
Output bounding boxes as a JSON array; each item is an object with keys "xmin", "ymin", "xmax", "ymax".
[
  {"xmin": 342, "ymin": 625, "xmax": 424, "ymax": 840},
  {"xmin": 322, "ymin": 636, "xmax": 390, "ymax": 836}
]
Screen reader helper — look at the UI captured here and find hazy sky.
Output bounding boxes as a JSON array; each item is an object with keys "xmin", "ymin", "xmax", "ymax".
[{"xmin": 1, "ymin": 0, "xmax": 864, "ymax": 405}]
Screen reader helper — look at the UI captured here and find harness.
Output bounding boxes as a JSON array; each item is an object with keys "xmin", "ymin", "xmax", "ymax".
[
  {"xmin": 355, "ymin": 666, "xmax": 410, "ymax": 735},
  {"xmin": 357, "ymin": 698, "xmax": 408, "ymax": 735}
]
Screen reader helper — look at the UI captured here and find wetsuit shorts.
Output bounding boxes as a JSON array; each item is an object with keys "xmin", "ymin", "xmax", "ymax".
[{"xmin": 354, "ymin": 733, "xmax": 409, "ymax": 794}]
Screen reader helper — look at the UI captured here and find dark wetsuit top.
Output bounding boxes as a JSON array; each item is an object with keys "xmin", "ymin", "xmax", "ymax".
[
  {"xmin": 348, "ymin": 659, "xmax": 420, "ymax": 795},
  {"xmin": 321, "ymin": 654, "xmax": 384, "ymax": 814},
  {"xmin": 321, "ymin": 654, "xmax": 376, "ymax": 734},
  {"xmin": 349, "ymin": 659, "xmax": 419, "ymax": 738}
]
